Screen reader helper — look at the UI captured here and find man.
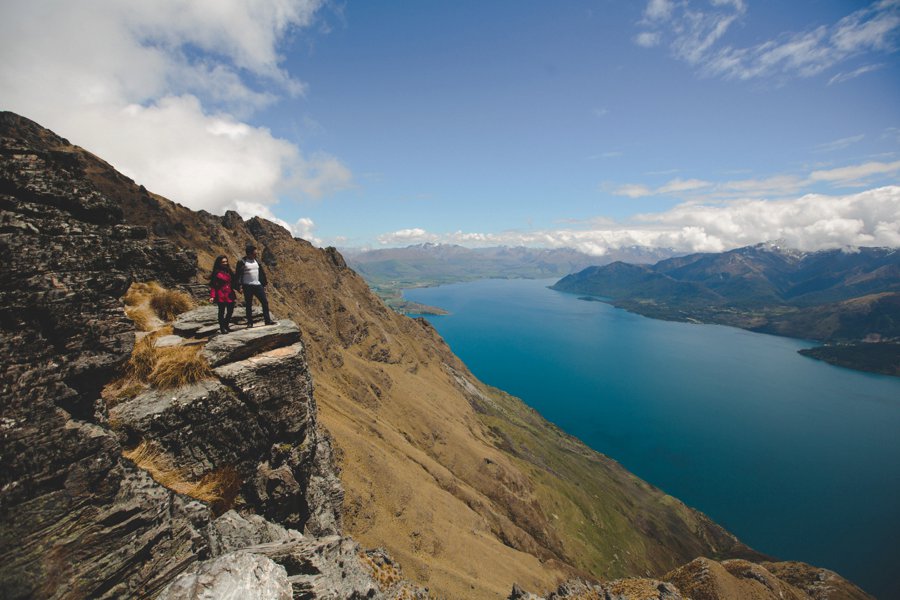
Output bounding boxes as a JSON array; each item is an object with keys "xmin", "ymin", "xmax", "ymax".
[{"xmin": 234, "ymin": 244, "xmax": 275, "ymax": 327}]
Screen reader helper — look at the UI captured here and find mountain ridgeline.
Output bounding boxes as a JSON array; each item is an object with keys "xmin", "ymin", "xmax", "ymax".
[
  {"xmin": 345, "ymin": 243, "xmax": 675, "ymax": 314},
  {"xmin": 552, "ymin": 243, "xmax": 900, "ymax": 376},
  {"xmin": 0, "ymin": 111, "xmax": 875, "ymax": 599}
]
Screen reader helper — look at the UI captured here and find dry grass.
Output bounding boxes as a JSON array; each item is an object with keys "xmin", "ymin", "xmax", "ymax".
[
  {"xmin": 123, "ymin": 440, "xmax": 240, "ymax": 512},
  {"xmin": 123, "ymin": 281, "xmax": 164, "ymax": 307},
  {"xmin": 360, "ymin": 552, "xmax": 403, "ymax": 590},
  {"xmin": 104, "ymin": 328, "xmax": 208, "ymax": 408},
  {"xmin": 124, "ymin": 306, "xmax": 154, "ymax": 331},
  {"xmin": 149, "ymin": 288, "xmax": 195, "ymax": 321},
  {"xmin": 127, "ymin": 333, "xmax": 160, "ymax": 380},
  {"xmin": 124, "ymin": 281, "xmax": 195, "ymax": 321},
  {"xmin": 147, "ymin": 345, "xmax": 213, "ymax": 389}
]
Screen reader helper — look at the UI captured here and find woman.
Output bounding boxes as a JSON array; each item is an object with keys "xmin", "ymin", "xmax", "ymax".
[{"xmin": 209, "ymin": 255, "xmax": 236, "ymax": 334}]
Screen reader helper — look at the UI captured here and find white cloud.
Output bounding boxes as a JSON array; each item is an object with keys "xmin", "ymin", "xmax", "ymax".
[
  {"xmin": 377, "ymin": 228, "xmax": 440, "ymax": 245},
  {"xmin": 610, "ymin": 159, "xmax": 900, "ymax": 201},
  {"xmin": 814, "ymin": 134, "xmax": 866, "ymax": 152},
  {"xmin": 809, "ymin": 159, "xmax": 900, "ymax": 184},
  {"xmin": 635, "ymin": 0, "xmax": 900, "ymax": 83},
  {"xmin": 828, "ymin": 63, "xmax": 885, "ymax": 85},
  {"xmin": 0, "ymin": 0, "xmax": 351, "ymax": 216},
  {"xmin": 635, "ymin": 32, "xmax": 663, "ymax": 48},
  {"xmin": 614, "ymin": 184, "xmax": 654, "ymax": 198},
  {"xmin": 290, "ymin": 217, "xmax": 322, "ymax": 244},
  {"xmin": 372, "ymin": 186, "xmax": 900, "ymax": 254},
  {"xmin": 657, "ymin": 178, "xmax": 712, "ymax": 194},
  {"xmin": 644, "ymin": 0, "xmax": 675, "ymax": 22},
  {"xmin": 231, "ymin": 201, "xmax": 322, "ymax": 245}
]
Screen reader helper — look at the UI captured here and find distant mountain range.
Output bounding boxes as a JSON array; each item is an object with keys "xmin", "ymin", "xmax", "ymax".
[
  {"xmin": 344, "ymin": 243, "xmax": 676, "ymax": 313},
  {"xmin": 551, "ymin": 242, "xmax": 900, "ymax": 376}
]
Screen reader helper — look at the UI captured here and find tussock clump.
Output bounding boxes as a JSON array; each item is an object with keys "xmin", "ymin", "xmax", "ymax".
[
  {"xmin": 124, "ymin": 306, "xmax": 154, "ymax": 331},
  {"xmin": 123, "ymin": 441, "xmax": 240, "ymax": 511},
  {"xmin": 127, "ymin": 333, "xmax": 160, "ymax": 380},
  {"xmin": 123, "ymin": 281, "xmax": 164, "ymax": 307},
  {"xmin": 149, "ymin": 288, "xmax": 194, "ymax": 321},
  {"xmin": 147, "ymin": 345, "xmax": 212, "ymax": 389}
]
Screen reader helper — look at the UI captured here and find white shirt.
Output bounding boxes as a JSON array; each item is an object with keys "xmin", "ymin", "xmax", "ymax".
[{"xmin": 241, "ymin": 259, "xmax": 261, "ymax": 285}]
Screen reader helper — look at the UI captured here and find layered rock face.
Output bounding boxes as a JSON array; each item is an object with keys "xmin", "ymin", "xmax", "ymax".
[
  {"xmin": 0, "ymin": 112, "xmax": 420, "ymax": 599},
  {"xmin": 0, "ymin": 112, "xmax": 206, "ymax": 598}
]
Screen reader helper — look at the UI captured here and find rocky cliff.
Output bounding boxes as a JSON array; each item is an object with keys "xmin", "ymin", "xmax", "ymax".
[
  {"xmin": 0, "ymin": 112, "xmax": 422, "ymax": 599},
  {"xmin": 0, "ymin": 112, "xmax": 874, "ymax": 599}
]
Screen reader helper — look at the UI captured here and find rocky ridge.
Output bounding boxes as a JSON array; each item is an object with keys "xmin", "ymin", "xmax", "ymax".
[
  {"xmin": 0, "ymin": 111, "xmax": 875, "ymax": 599},
  {"xmin": 0, "ymin": 112, "xmax": 423, "ymax": 599}
]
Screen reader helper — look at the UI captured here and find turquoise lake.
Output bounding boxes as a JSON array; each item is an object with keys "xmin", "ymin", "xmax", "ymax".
[{"xmin": 405, "ymin": 278, "xmax": 900, "ymax": 599}]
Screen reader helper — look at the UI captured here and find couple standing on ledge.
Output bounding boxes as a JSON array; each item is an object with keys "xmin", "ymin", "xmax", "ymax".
[{"xmin": 209, "ymin": 244, "xmax": 275, "ymax": 334}]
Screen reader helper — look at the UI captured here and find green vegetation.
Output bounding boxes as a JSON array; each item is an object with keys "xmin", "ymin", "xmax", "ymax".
[
  {"xmin": 799, "ymin": 343, "xmax": 900, "ymax": 377},
  {"xmin": 471, "ymin": 383, "xmax": 759, "ymax": 579}
]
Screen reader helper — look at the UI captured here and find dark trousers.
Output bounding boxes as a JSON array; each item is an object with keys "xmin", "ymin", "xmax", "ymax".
[
  {"xmin": 243, "ymin": 284, "xmax": 271, "ymax": 325},
  {"xmin": 216, "ymin": 301, "xmax": 234, "ymax": 331}
]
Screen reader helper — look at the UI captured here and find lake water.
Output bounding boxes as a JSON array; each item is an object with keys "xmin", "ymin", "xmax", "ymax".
[{"xmin": 405, "ymin": 278, "xmax": 900, "ymax": 599}]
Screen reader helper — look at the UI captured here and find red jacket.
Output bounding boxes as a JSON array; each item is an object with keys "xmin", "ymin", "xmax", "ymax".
[{"xmin": 209, "ymin": 270, "xmax": 236, "ymax": 304}]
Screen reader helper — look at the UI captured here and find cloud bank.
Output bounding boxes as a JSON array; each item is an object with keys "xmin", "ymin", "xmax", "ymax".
[
  {"xmin": 636, "ymin": 0, "xmax": 900, "ymax": 82},
  {"xmin": 612, "ymin": 159, "xmax": 900, "ymax": 200},
  {"xmin": 0, "ymin": 0, "xmax": 350, "ymax": 229},
  {"xmin": 377, "ymin": 186, "xmax": 900, "ymax": 254}
]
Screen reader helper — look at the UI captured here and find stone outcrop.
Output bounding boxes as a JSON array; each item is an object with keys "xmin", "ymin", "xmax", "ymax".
[
  {"xmin": 0, "ymin": 112, "xmax": 208, "ymax": 599},
  {"xmin": 202, "ymin": 320, "xmax": 301, "ymax": 367},
  {"xmin": 158, "ymin": 552, "xmax": 294, "ymax": 600},
  {"xmin": 509, "ymin": 558, "xmax": 873, "ymax": 600},
  {"xmin": 0, "ymin": 112, "xmax": 421, "ymax": 599}
]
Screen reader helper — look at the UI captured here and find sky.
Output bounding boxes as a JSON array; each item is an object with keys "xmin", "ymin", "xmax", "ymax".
[{"xmin": 2, "ymin": 0, "xmax": 900, "ymax": 254}]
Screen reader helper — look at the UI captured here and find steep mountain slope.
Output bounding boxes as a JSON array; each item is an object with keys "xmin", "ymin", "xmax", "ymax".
[
  {"xmin": 110, "ymin": 172, "xmax": 758, "ymax": 599},
  {"xmin": 1, "ymin": 112, "xmax": 873, "ymax": 599}
]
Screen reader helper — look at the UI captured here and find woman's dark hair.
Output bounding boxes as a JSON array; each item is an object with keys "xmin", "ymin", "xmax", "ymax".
[{"xmin": 210, "ymin": 255, "xmax": 233, "ymax": 283}]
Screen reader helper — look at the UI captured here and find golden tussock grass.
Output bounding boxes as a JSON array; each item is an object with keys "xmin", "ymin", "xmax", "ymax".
[
  {"xmin": 124, "ymin": 281, "xmax": 195, "ymax": 321},
  {"xmin": 123, "ymin": 281, "xmax": 164, "ymax": 307},
  {"xmin": 123, "ymin": 440, "xmax": 240, "ymax": 512},
  {"xmin": 149, "ymin": 288, "xmax": 195, "ymax": 321},
  {"xmin": 127, "ymin": 333, "xmax": 160, "ymax": 380},
  {"xmin": 147, "ymin": 345, "xmax": 213, "ymax": 389},
  {"xmin": 104, "ymin": 328, "xmax": 208, "ymax": 408},
  {"xmin": 124, "ymin": 306, "xmax": 154, "ymax": 331}
]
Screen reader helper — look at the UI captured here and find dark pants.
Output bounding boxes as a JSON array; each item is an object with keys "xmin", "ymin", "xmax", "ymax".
[
  {"xmin": 243, "ymin": 284, "xmax": 271, "ymax": 325},
  {"xmin": 216, "ymin": 301, "xmax": 234, "ymax": 332}
]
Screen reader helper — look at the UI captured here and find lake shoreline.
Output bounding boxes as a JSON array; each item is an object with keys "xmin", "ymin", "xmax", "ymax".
[{"xmin": 405, "ymin": 278, "xmax": 900, "ymax": 599}]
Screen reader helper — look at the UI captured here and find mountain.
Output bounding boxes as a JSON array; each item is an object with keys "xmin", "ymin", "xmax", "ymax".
[
  {"xmin": 0, "ymin": 111, "xmax": 874, "ymax": 599},
  {"xmin": 552, "ymin": 243, "xmax": 900, "ymax": 376},
  {"xmin": 345, "ymin": 243, "xmax": 676, "ymax": 313}
]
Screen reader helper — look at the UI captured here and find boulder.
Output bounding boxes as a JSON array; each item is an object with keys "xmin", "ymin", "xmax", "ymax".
[
  {"xmin": 157, "ymin": 551, "xmax": 292, "ymax": 600},
  {"xmin": 213, "ymin": 343, "xmax": 313, "ymax": 437},
  {"xmin": 251, "ymin": 536, "xmax": 383, "ymax": 599},
  {"xmin": 110, "ymin": 380, "xmax": 268, "ymax": 479},
  {"xmin": 203, "ymin": 320, "xmax": 300, "ymax": 367},
  {"xmin": 206, "ymin": 510, "xmax": 302, "ymax": 558},
  {"xmin": 173, "ymin": 305, "xmax": 268, "ymax": 337}
]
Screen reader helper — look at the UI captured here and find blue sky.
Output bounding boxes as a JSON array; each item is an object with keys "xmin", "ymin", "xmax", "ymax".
[{"xmin": 3, "ymin": 1, "xmax": 900, "ymax": 253}]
